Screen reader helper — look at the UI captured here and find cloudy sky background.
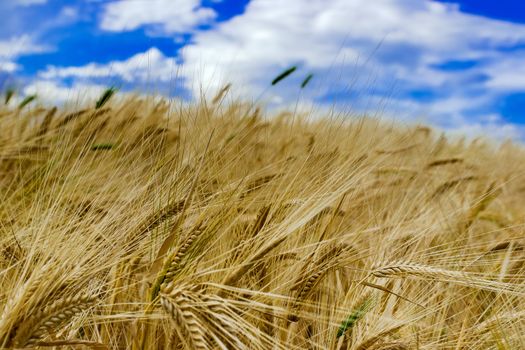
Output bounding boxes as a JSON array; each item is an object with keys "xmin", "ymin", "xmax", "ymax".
[{"xmin": 2, "ymin": 0, "xmax": 525, "ymax": 139}]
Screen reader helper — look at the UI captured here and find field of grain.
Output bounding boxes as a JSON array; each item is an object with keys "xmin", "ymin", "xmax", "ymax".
[{"xmin": 0, "ymin": 90, "xmax": 524, "ymax": 349}]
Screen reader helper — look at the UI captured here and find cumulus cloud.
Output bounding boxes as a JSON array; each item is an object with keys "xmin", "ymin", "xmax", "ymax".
[
  {"xmin": 40, "ymin": 47, "xmax": 178, "ymax": 82},
  {"xmin": 0, "ymin": 60, "xmax": 19, "ymax": 73},
  {"xmin": 24, "ymin": 0, "xmax": 525, "ymax": 139},
  {"xmin": 175, "ymin": 0, "xmax": 525, "ymax": 139},
  {"xmin": 0, "ymin": 35, "xmax": 50, "ymax": 73},
  {"xmin": 23, "ymin": 80, "xmax": 107, "ymax": 105},
  {"xmin": 446, "ymin": 118, "xmax": 525, "ymax": 141},
  {"xmin": 181, "ymin": 0, "xmax": 525, "ymax": 90},
  {"xmin": 482, "ymin": 51, "xmax": 525, "ymax": 91},
  {"xmin": 0, "ymin": 35, "xmax": 49, "ymax": 59},
  {"xmin": 100, "ymin": 0, "xmax": 215, "ymax": 34}
]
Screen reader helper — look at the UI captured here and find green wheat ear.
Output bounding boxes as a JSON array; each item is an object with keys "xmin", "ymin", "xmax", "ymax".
[
  {"xmin": 4, "ymin": 88, "xmax": 15, "ymax": 105},
  {"xmin": 301, "ymin": 73, "xmax": 314, "ymax": 88},
  {"xmin": 337, "ymin": 296, "xmax": 374, "ymax": 338},
  {"xmin": 91, "ymin": 143, "xmax": 114, "ymax": 151},
  {"xmin": 18, "ymin": 95, "xmax": 37, "ymax": 109},
  {"xmin": 271, "ymin": 66, "xmax": 297, "ymax": 85},
  {"xmin": 95, "ymin": 87, "xmax": 117, "ymax": 109}
]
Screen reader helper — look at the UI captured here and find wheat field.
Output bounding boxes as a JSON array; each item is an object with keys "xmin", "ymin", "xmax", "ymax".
[{"xmin": 0, "ymin": 90, "xmax": 524, "ymax": 349}]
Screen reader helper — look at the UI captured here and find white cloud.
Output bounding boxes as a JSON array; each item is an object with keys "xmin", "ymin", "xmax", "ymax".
[
  {"xmin": 100, "ymin": 0, "xmax": 215, "ymax": 34},
  {"xmin": 446, "ymin": 119, "xmax": 525, "ymax": 141},
  {"xmin": 40, "ymin": 47, "xmax": 178, "ymax": 82},
  {"xmin": 482, "ymin": 51, "xmax": 525, "ymax": 91},
  {"xmin": 24, "ymin": 0, "xmax": 525, "ymax": 139},
  {"xmin": 57, "ymin": 6, "xmax": 79, "ymax": 22},
  {"xmin": 359, "ymin": 95, "xmax": 523, "ymax": 140},
  {"xmin": 0, "ymin": 35, "xmax": 50, "ymax": 73},
  {"xmin": 173, "ymin": 0, "xmax": 525, "ymax": 139},
  {"xmin": 0, "ymin": 61, "xmax": 19, "ymax": 73},
  {"xmin": 23, "ymin": 80, "xmax": 107, "ymax": 105},
  {"xmin": 0, "ymin": 35, "xmax": 49, "ymax": 59},
  {"xmin": 22, "ymin": 79, "xmax": 171, "ymax": 106},
  {"xmin": 180, "ymin": 0, "xmax": 525, "ymax": 94}
]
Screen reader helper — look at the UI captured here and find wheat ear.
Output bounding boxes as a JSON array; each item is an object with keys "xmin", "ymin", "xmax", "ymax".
[
  {"xmin": 426, "ymin": 157, "xmax": 463, "ymax": 168},
  {"xmin": 163, "ymin": 229, "xmax": 202, "ymax": 283},
  {"xmin": 371, "ymin": 261, "xmax": 522, "ymax": 295},
  {"xmin": 218, "ymin": 234, "xmax": 288, "ymax": 295},
  {"xmin": 135, "ymin": 199, "xmax": 185, "ymax": 240},
  {"xmin": 287, "ymin": 245, "xmax": 345, "ymax": 323},
  {"xmin": 149, "ymin": 228, "xmax": 202, "ymax": 303},
  {"xmin": 12, "ymin": 294, "xmax": 96, "ymax": 346},
  {"xmin": 337, "ymin": 293, "xmax": 374, "ymax": 338},
  {"xmin": 34, "ymin": 107, "xmax": 57, "ymax": 139},
  {"xmin": 371, "ymin": 262, "xmax": 468, "ymax": 279},
  {"xmin": 211, "ymin": 83, "xmax": 232, "ymax": 105},
  {"xmin": 0, "ymin": 264, "xmax": 54, "ymax": 345},
  {"xmin": 160, "ymin": 284, "xmax": 208, "ymax": 350},
  {"xmin": 55, "ymin": 109, "xmax": 88, "ymax": 128},
  {"xmin": 198, "ymin": 294, "xmax": 245, "ymax": 349}
]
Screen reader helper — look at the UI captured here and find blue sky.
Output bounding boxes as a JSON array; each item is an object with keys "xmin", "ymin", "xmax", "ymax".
[{"xmin": 2, "ymin": 0, "xmax": 525, "ymax": 139}]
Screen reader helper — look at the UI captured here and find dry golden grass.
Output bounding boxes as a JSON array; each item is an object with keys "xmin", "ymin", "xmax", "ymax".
[{"xmin": 0, "ymin": 92, "xmax": 525, "ymax": 349}]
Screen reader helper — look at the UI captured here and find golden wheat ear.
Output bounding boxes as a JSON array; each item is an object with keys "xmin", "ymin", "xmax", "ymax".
[
  {"xmin": 10, "ymin": 294, "xmax": 97, "ymax": 347},
  {"xmin": 159, "ymin": 285, "xmax": 209, "ymax": 350},
  {"xmin": 371, "ymin": 261, "xmax": 523, "ymax": 295}
]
